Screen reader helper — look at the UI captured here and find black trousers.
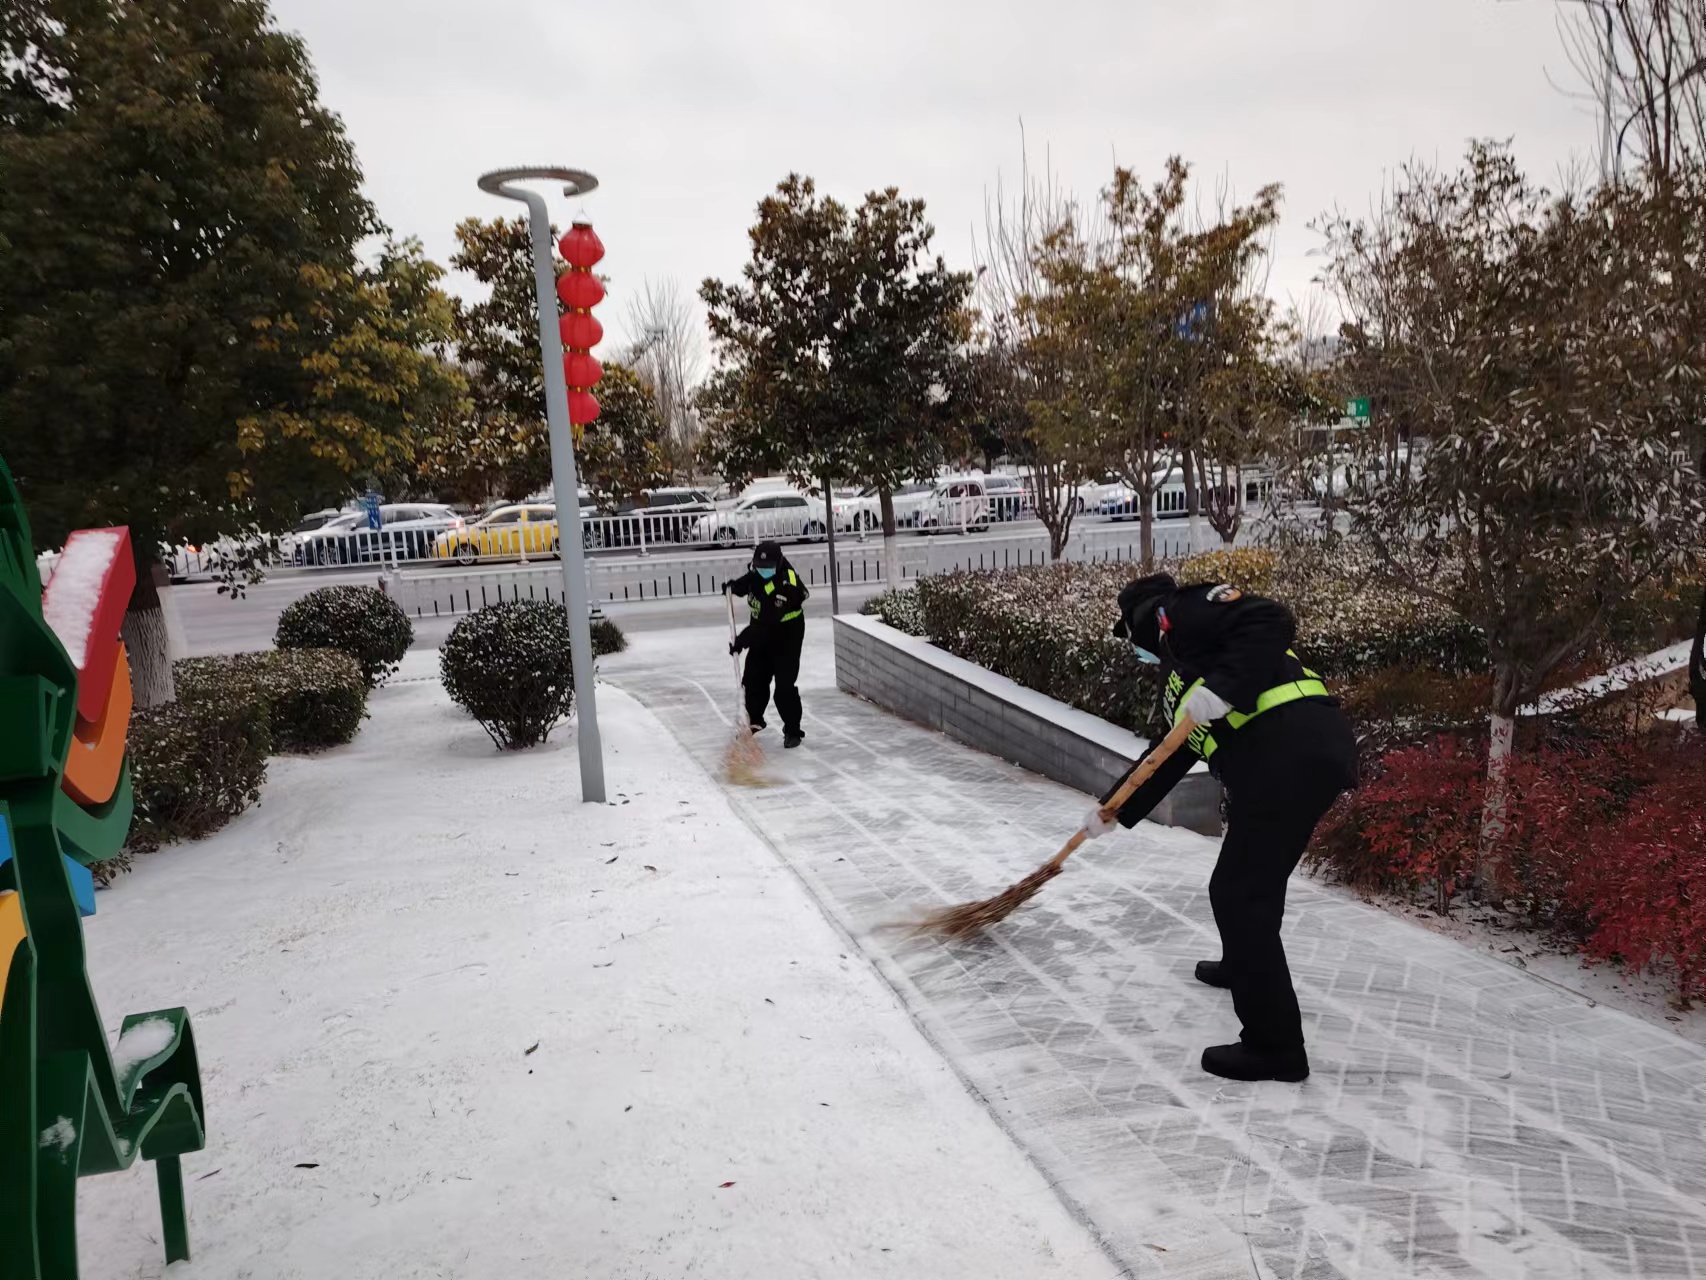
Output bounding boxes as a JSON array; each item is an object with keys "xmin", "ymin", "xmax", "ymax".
[
  {"xmin": 1207, "ymin": 701, "xmax": 1357, "ymax": 1051},
  {"xmin": 743, "ymin": 621, "xmax": 804, "ymax": 734}
]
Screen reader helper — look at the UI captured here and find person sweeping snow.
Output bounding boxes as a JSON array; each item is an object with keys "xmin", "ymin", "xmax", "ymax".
[
  {"xmin": 1087, "ymin": 573, "xmax": 1358, "ymax": 1083},
  {"xmin": 724, "ymin": 541, "xmax": 808, "ymax": 749}
]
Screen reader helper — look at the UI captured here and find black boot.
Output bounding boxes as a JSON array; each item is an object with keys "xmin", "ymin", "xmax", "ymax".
[
  {"xmin": 1201, "ymin": 1042, "xmax": 1309, "ymax": 1083},
  {"xmin": 783, "ymin": 728, "xmax": 804, "ymax": 749},
  {"xmin": 1194, "ymin": 960, "xmax": 1232, "ymax": 989}
]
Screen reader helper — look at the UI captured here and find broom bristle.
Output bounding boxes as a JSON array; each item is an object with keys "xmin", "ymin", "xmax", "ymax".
[
  {"xmin": 722, "ymin": 726, "xmax": 769, "ymax": 787},
  {"xmin": 909, "ymin": 859, "xmax": 1064, "ymax": 940}
]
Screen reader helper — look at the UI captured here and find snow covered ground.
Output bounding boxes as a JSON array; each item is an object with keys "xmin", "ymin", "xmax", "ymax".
[
  {"xmin": 607, "ymin": 621, "xmax": 1706, "ymax": 1280},
  {"xmin": 75, "ymin": 651, "xmax": 1118, "ymax": 1279}
]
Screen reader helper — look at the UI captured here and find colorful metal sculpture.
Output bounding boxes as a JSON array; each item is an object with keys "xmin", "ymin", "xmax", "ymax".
[{"xmin": 0, "ymin": 456, "xmax": 206, "ymax": 1277}]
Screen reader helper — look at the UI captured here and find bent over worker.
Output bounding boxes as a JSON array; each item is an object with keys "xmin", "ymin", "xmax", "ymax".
[
  {"xmin": 724, "ymin": 541, "xmax": 808, "ymax": 748},
  {"xmin": 1085, "ymin": 573, "xmax": 1358, "ymax": 1083}
]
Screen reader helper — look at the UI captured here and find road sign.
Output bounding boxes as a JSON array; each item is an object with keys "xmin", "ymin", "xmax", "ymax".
[
  {"xmin": 1347, "ymin": 397, "xmax": 1371, "ymax": 420},
  {"xmin": 363, "ymin": 492, "xmax": 382, "ymax": 530}
]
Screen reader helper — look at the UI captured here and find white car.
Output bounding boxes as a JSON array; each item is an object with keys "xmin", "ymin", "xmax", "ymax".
[
  {"xmin": 917, "ymin": 478, "xmax": 992, "ymax": 533},
  {"xmin": 689, "ymin": 491, "xmax": 828, "ymax": 545},
  {"xmin": 830, "ymin": 487, "xmax": 879, "ymax": 532}
]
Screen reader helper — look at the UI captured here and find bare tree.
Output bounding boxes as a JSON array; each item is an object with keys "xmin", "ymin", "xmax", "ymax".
[
  {"xmin": 972, "ymin": 132, "xmax": 1096, "ymax": 563},
  {"xmin": 623, "ymin": 279, "xmax": 705, "ymax": 478},
  {"xmin": 1557, "ymin": 0, "xmax": 1706, "ymax": 180}
]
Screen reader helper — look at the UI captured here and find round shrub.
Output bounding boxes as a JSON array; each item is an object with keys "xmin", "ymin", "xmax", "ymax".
[
  {"xmin": 1178, "ymin": 547, "xmax": 1279, "ymax": 597},
  {"xmin": 127, "ymin": 696, "xmax": 272, "ymax": 854},
  {"xmin": 276, "ymin": 585, "xmax": 412, "ymax": 688},
  {"xmin": 177, "ymin": 650, "xmax": 367, "ymax": 753},
  {"xmin": 591, "ymin": 615, "xmax": 627, "ymax": 656},
  {"xmin": 441, "ymin": 599, "xmax": 578, "ymax": 749}
]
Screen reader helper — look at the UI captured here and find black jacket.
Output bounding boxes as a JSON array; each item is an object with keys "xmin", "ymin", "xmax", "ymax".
[
  {"xmin": 729, "ymin": 562, "xmax": 808, "ymax": 651},
  {"xmin": 1102, "ymin": 583, "xmax": 1356, "ymax": 825}
]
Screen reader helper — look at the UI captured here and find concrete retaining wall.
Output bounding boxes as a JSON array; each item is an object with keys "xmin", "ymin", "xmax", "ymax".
[{"xmin": 833, "ymin": 613, "xmax": 1223, "ymax": 837}]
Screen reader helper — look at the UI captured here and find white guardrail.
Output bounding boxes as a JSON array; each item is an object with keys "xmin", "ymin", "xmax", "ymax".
[{"xmin": 168, "ymin": 489, "xmax": 1270, "ymax": 581}]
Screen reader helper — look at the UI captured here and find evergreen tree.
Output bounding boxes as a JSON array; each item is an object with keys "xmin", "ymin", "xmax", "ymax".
[
  {"xmin": 698, "ymin": 176, "xmax": 972, "ymax": 584},
  {"xmin": 1, "ymin": 0, "xmax": 460, "ymax": 701}
]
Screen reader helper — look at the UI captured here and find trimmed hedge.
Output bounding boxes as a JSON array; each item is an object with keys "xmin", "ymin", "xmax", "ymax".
[
  {"xmin": 127, "ymin": 696, "xmax": 271, "ymax": 855},
  {"xmin": 276, "ymin": 584, "xmax": 413, "ymax": 688},
  {"xmin": 441, "ymin": 599, "xmax": 577, "ymax": 749},
  {"xmin": 860, "ymin": 587, "xmax": 926, "ymax": 636},
  {"xmin": 910, "ymin": 546, "xmax": 1492, "ymax": 737},
  {"xmin": 177, "ymin": 649, "xmax": 367, "ymax": 753}
]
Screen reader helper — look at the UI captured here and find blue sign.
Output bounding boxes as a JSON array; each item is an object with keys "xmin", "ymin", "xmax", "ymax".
[
  {"xmin": 363, "ymin": 492, "xmax": 382, "ymax": 530},
  {"xmin": 1174, "ymin": 300, "xmax": 1212, "ymax": 341}
]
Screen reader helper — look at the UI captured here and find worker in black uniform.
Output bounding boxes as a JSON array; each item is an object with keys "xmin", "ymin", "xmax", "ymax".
[
  {"xmin": 724, "ymin": 541, "xmax": 809, "ymax": 748},
  {"xmin": 1083, "ymin": 573, "xmax": 1358, "ymax": 1082}
]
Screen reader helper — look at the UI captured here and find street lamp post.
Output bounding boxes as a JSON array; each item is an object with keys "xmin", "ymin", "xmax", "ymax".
[{"xmin": 476, "ymin": 166, "xmax": 607, "ymax": 804}]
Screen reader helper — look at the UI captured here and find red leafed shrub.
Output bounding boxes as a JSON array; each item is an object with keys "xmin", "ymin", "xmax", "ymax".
[
  {"xmin": 1312, "ymin": 729, "xmax": 1706, "ymax": 1003},
  {"xmin": 1312, "ymin": 736, "xmax": 1485, "ymax": 910},
  {"xmin": 1567, "ymin": 766, "xmax": 1706, "ymax": 1005}
]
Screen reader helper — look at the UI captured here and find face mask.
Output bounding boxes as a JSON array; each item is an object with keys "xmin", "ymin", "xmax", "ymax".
[
  {"xmin": 1131, "ymin": 644, "xmax": 1161, "ymax": 666},
  {"xmin": 756, "ymin": 567, "xmax": 776, "ymax": 580}
]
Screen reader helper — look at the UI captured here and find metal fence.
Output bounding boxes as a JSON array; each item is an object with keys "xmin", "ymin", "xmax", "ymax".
[{"xmin": 382, "ymin": 515, "xmax": 1232, "ymax": 620}]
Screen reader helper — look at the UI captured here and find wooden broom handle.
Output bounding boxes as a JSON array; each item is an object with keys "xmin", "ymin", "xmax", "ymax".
[{"xmin": 1043, "ymin": 715, "xmax": 1200, "ymax": 873}]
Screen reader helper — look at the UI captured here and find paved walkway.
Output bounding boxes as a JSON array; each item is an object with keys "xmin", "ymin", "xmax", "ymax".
[{"xmin": 605, "ymin": 621, "xmax": 1706, "ymax": 1280}]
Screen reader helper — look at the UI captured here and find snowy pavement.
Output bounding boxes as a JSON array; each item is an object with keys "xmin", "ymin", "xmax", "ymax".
[
  {"xmin": 605, "ymin": 619, "xmax": 1706, "ymax": 1280},
  {"xmin": 76, "ymin": 651, "xmax": 1117, "ymax": 1280}
]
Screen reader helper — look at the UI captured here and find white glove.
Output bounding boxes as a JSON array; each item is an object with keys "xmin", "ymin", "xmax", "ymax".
[
  {"xmin": 1083, "ymin": 805, "xmax": 1117, "ymax": 839},
  {"xmin": 1182, "ymin": 685, "xmax": 1232, "ymax": 724}
]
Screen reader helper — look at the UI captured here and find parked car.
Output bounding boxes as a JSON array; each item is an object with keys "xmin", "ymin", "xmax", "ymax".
[
  {"xmin": 296, "ymin": 504, "xmax": 462, "ymax": 565},
  {"xmin": 433, "ymin": 503, "xmax": 558, "ymax": 565},
  {"xmin": 1099, "ymin": 469, "xmax": 1192, "ymax": 521},
  {"xmin": 917, "ymin": 478, "xmax": 992, "ymax": 533},
  {"xmin": 688, "ymin": 491, "xmax": 827, "ymax": 545},
  {"xmin": 584, "ymin": 487, "xmax": 716, "ymax": 548},
  {"xmin": 982, "ymin": 473, "xmax": 1032, "ymax": 521}
]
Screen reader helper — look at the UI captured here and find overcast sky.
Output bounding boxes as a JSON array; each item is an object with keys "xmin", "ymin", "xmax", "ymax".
[{"xmin": 272, "ymin": 0, "xmax": 1597, "ymax": 354}]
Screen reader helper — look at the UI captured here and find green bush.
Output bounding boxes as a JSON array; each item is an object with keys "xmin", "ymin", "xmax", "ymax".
[
  {"xmin": 917, "ymin": 563, "xmax": 1163, "ymax": 733},
  {"xmin": 441, "ymin": 599, "xmax": 577, "ymax": 749},
  {"xmin": 912, "ymin": 545, "xmax": 1492, "ymax": 737},
  {"xmin": 127, "ymin": 696, "xmax": 271, "ymax": 854},
  {"xmin": 176, "ymin": 649, "xmax": 367, "ymax": 753},
  {"xmin": 275, "ymin": 584, "xmax": 412, "ymax": 688},
  {"xmin": 591, "ymin": 615, "xmax": 627, "ymax": 655},
  {"xmin": 860, "ymin": 587, "xmax": 926, "ymax": 636}
]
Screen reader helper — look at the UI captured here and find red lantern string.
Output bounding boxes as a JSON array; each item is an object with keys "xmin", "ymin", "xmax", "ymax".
[{"xmin": 555, "ymin": 221, "xmax": 605, "ymax": 427}]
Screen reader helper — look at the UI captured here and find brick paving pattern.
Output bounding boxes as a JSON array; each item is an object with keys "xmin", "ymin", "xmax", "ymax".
[{"xmin": 607, "ymin": 623, "xmax": 1706, "ymax": 1279}]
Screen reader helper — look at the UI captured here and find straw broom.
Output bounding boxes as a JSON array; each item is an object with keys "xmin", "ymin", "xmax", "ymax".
[
  {"xmin": 909, "ymin": 715, "xmax": 1199, "ymax": 939},
  {"xmin": 722, "ymin": 589, "xmax": 768, "ymax": 786}
]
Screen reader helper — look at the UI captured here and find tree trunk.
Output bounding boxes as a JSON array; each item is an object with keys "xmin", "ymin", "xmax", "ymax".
[
  {"xmin": 124, "ymin": 552, "xmax": 175, "ymax": 707},
  {"xmin": 1182, "ymin": 446, "xmax": 1202, "ymax": 555},
  {"xmin": 1478, "ymin": 667, "xmax": 1519, "ymax": 904},
  {"xmin": 1690, "ymin": 584, "xmax": 1705, "ymax": 730},
  {"xmin": 1223, "ymin": 461, "xmax": 1243, "ymax": 545},
  {"xmin": 879, "ymin": 486, "xmax": 901, "ymax": 587}
]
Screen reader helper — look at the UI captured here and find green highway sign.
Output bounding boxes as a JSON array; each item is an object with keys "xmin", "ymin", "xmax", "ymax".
[{"xmin": 1347, "ymin": 397, "xmax": 1371, "ymax": 420}]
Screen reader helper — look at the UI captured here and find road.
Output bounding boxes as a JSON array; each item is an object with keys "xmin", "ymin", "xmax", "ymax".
[{"xmin": 172, "ymin": 566, "xmax": 888, "ymax": 656}]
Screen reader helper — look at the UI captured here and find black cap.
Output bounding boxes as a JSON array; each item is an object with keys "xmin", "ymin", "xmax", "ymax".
[
  {"xmin": 752, "ymin": 541, "xmax": 782, "ymax": 569},
  {"xmin": 1112, "ymin": 573, "xmax": 1176, "ymax": 641}
]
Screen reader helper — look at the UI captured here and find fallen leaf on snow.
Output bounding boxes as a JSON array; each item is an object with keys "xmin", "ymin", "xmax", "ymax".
[
  {"xmin": 525, "ymin": 1042, "xmax": 540, "ymax": 1056},
  {"xmin": 605, "ymin": 856, "xmax": 619, "ymax": 865},
  {"xmin": 718, "ymin": 1181, "xmax": 736, "ymax": 1189},
  {"xmin": 294, "ymin": 1162, "xmax": 319, "ymax": 1169}
]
